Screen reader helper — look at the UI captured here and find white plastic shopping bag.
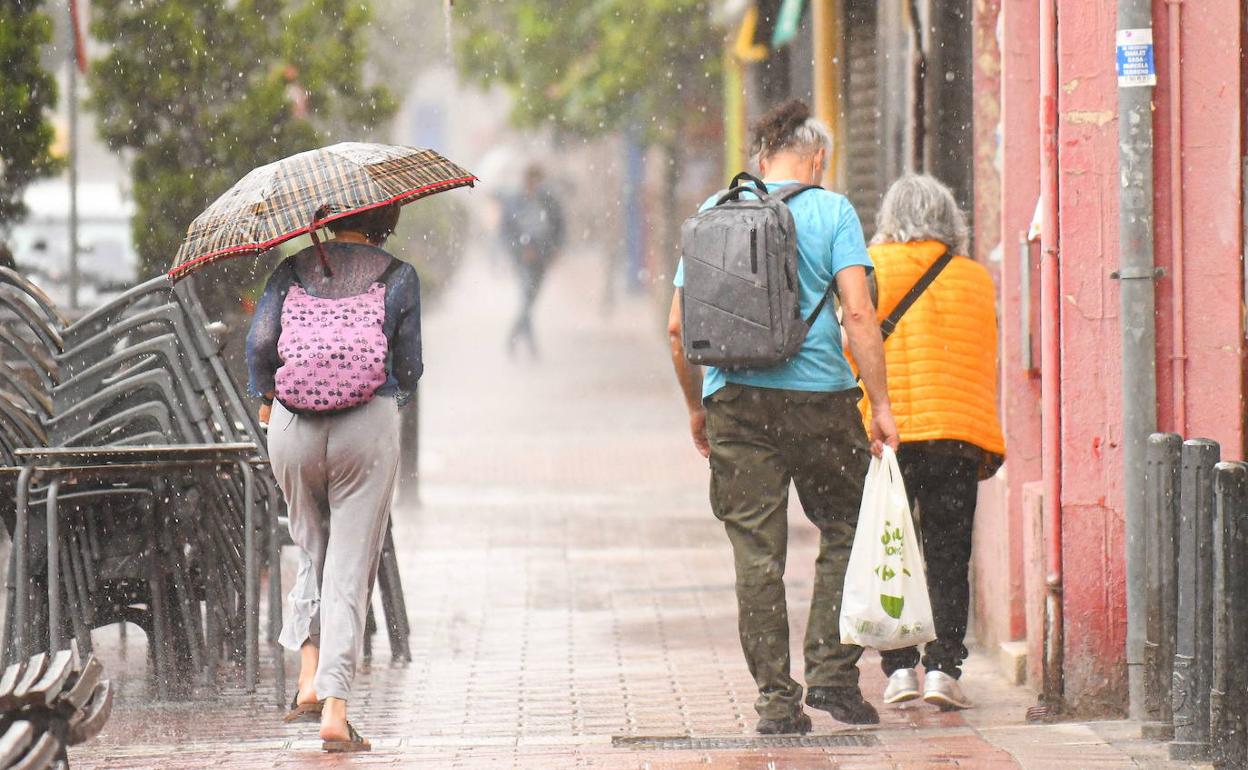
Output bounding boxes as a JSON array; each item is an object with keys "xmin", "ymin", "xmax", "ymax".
[{"xmin": 839, "ymin": 446, "xmax": 937, "ymax": 651}]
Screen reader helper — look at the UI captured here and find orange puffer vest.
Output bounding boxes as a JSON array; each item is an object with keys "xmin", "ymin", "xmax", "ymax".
[{"xmin": 861, "ymin": 240, "xmax": 1006, "ymax": 464}]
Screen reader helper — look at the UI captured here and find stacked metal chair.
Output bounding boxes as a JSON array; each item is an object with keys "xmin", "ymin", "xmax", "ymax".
[
  {"xmin": 0, "ymin": 269, "xmax": 412, "ymax": 706},
  {"xmin": 0, "ymin": 271, "xmax": 279, "ymax": 700},
  {"xmin": 0, "ymin": 268, "xmax": 68, "ymax": 669},
  {"xmin": 0, "ymin": 650, "xmax": 113, "ymax": 769}
]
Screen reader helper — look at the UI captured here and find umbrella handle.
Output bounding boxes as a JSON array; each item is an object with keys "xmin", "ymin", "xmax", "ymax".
[{"xmin": 310, "ymin": 206, "xmax": 334, "ymax": 278}]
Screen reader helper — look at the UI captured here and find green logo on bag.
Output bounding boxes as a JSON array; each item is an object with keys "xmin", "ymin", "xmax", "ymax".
[
  {"xmin": 880, "ymin": 593, "xmax": 904, "ymax": 619},
  {"xmin": 880, "ymin": 521, "xmax": 904, "ymax": 556}
]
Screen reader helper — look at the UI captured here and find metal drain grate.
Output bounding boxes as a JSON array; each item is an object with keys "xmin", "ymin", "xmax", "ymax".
[{"xmin": 612, "ymin": 734, "xmax": 880, "ymax": 750}]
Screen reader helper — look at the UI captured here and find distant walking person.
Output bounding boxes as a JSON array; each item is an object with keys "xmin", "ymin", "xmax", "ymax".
[
  {"xmin": 247, "ymin": 204, "xmax": 422, "ymax": 752},
  {"xmin": 502, "ymin": 165, "xmax": 564, "ymax": 357},
  {"xmin": 865, "ymin": 175, "xmax": 1005, "ymax": 710},
  {"xmin": 668, "ymin": 100, "xmax": 899, "ymax": 734}
]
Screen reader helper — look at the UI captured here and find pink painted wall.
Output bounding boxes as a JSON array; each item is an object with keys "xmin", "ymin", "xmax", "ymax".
[
  {"xmin": 987, "ymin": 0, "xmax": 1245, "ymax": 713},
  {"xmin": 1150, "ymin": 0, "xmax": 1244, "ymax": 454},
  {"xmin": 975, "ymin": 0, "xmax": 1041, "ymax": 665},
  {"xmin": 1053, "ymin": 0, "xmax": 1129, "ymax": 713},
  {"xmin": 967, "ymin": 0, "xmax": 1022, "ymax": 660}
]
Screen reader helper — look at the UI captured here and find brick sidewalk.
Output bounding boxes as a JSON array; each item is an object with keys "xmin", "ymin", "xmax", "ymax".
[{"xmin": 67, "ymin": 250, "xmax": 1188, "ymax": 768}]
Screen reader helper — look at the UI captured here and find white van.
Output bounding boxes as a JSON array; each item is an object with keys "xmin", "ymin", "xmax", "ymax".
[{"xmin": 8, "ymin": 180, "xmax": 139, "ymax": 307}]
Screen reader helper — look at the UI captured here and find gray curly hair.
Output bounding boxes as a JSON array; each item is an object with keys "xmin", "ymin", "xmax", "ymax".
[
  {"xmin": 750, "ymin": 99, "xmax": 833, "ymax": 166},
  {"xmin": 752, "ymin": 118, "xmax": 833, "ymax": 166},
  {"xmin": 872, "ymin": 174, "xmax": 970, "ymax": 255}
]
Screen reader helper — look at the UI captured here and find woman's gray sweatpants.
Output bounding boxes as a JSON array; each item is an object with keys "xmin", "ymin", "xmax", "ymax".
[{"xmin": 268, "ymin": 397, "xmax": 400, "ymax": 701}]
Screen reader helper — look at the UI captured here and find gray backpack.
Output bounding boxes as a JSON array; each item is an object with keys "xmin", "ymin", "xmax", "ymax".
[{"xmin": 680, "ymin": 172, "xmax": 830, "ymax": 368}]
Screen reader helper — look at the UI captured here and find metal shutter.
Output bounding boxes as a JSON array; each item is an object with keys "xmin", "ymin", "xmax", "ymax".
[{"xmin": 843, "ymin": 0, "xmax": 881, "ymax": 235}]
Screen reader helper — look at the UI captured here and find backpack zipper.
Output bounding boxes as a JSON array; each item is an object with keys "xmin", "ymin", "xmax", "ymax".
[{"xmin": 750, "ymin": 227, "xmax": 758, "ymax": 273}]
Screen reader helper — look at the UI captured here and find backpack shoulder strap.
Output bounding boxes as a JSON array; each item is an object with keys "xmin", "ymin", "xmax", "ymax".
[
  {"xmin": 377, "ymin": 258, "xmax": 406, "ymax": 285},
  {"xmin": 805, "ymin": 282, "xmax": 838, "ymax": 327},
  {"xmin": 281, "ymin": 256, "xmax": 306, "ymax": 289},
  {"xmin": 879, "ymin": 249, "xmax": 954, "ymax": 341},
  {"xmin": 774, "ymin": 184, "xmax": 834, "ymax": 325},
  {"xmin": 779, "ymin": 183, "xmax": 822, "ymax": 202}
]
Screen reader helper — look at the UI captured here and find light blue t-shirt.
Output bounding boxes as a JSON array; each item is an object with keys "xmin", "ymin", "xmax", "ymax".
[{"xmin": 673, "ymin": 181, "xmax": 872, "ymax": 399}]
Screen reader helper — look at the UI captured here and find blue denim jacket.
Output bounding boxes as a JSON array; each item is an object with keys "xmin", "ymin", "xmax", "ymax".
[{"xmin": 245, "ymin": 243, "xmax": 423, "ymax": 406}]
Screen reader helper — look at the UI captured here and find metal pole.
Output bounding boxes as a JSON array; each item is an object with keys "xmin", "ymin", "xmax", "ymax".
[
  {"xmin": 397, "ymin": 388, "xmax": 420, "ymax": 505},
  {"xmin": 1019, "ymin": 233, "xmax": 1032, "ymax": 371},
  {"xmin": 723, "ymin": 41, "xmax": 747, "ymax": 179},
  {"xmin": 241, "ymin": 462, "xmax": 257, "ymax": 692},
  {"xmin": 1171, "ymin": 438, "xmax": 1218, "ymax": 761},
  {"xmin": 1211, "ymin": 461, "xmax": 1248, "ymax": 768},
  {"xmin": 1165, "ymin": 0, "xmax": 1187, "ymax": 434},
  {"xmin": 67, "ymin": 44, "xmax": 80, "ymax": 310},
  {"xmin": 1037, "ymin": 0, "xmax": 1063, "ymax": 714},
  {"xmin": 923, "ymin": 0, "xmax": 973, "ymax": 215},
  {"xmin": 811, "ymin": 0, "xmax": 842, "ymax": 187},
  {"xmin": 1115, "ymin": 0, "xmax": 1158, "ymax": 721},
  {"xmin": 623, "ymin": 130, "xmax": 645, "ymax": 292},
  {"xmin": 46, "ymin": 481, "xmax": 60, "ymax": 653},
  {"xmin": 1142, "ymin": 432, "xmax": 1181, "ymax": 740},
  {"xmin": 13, "ymin": 467, "xmax": 33, "ymax": 660}
]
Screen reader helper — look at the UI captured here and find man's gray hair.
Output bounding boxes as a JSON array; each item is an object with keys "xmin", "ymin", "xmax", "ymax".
[
  {"xmin": 753, "ymin": 117, "xmax": 833, "ymax": 164},
  {"xmin": 872, "ymin": 174, "xmax": 970, "ymax": 255}
]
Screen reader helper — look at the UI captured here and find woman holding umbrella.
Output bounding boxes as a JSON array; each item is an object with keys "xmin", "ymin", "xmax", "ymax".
[
  {"xmin": 171, "ymin": 143, "xmax": 475, "ymax": 753},
  {"xmin": 246, "ymin": 202, "xmax": 418, "ymax": 752}
]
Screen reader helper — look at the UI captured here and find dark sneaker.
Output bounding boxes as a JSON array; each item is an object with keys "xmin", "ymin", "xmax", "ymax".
[
  {"xmin": 805, "ymin": 686, "xmax": 880, "ymax": 725},
  {"xmin": 756, "ymin": 711, "xmax": 813, "ymax": 735}
]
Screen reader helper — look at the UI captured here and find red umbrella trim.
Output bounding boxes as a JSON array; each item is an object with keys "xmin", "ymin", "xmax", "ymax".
[{"xmin": 167, "ymin": 175, "xmax": 477, "ymax": 282}]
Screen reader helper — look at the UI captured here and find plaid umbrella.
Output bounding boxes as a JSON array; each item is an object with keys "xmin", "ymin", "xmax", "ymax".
[{"xmin": 168, "ymin": 142, "xmax": 476, "ymax": 282}]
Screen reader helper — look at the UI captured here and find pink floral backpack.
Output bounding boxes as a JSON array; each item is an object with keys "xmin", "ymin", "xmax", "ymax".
[{"xmin": 273, "ymin": 260, "xmax": 402, "ymax": 414}]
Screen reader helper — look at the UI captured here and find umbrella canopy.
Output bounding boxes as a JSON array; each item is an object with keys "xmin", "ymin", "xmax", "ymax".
[{"xmin": 168, "ymin": 142, "xmax": 475, "ymax": 281}]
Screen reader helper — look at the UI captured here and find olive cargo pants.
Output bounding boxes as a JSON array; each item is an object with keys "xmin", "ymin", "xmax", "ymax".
[{"xmin": 705, "ymin": 384, "xmax": 872, "ymax": 721}]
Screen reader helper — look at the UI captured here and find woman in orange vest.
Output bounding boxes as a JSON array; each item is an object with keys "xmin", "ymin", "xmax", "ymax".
[{"xmin": 863, "ymin": 175, "xmax": 1005, "ymax": 711}]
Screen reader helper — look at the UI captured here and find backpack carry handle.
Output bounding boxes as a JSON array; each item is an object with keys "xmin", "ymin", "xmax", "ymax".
[
  {"xmin": 728, "ymin": 171, "xmax": 768, "ymax": 192},
  {"xmin": 714, "ymin": 172, "xmax": 770, "ymax": 206},
  {"xmin": 713, "ymin": 186, "xmax": 765, "ymax": 206}
]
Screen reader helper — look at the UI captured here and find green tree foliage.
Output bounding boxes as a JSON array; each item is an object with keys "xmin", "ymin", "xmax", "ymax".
[
  {"xmin": 454, "ymin": 0, "xmax": 722, "ymax": 144},
  {"xmin": 88, "ymin": 0, "xmax": 397, "ymax": 282},
  {"xmin": 0, "ymin": 0, "xmax": 62, "ymax": 229}
]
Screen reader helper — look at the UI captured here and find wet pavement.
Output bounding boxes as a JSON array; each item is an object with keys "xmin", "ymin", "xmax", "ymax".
[{"xmin": 67, "ymin": 248, "xmax": 1193, "ymax": 768}]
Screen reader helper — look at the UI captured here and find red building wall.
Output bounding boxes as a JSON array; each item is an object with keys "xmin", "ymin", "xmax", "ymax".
[
  {"xmin": 988, "ymin": 0, "xmax": 1243, "ymax": 714},
  {"xmin": 1052, "ymin": 0, "xmax": 1129, "ymax": 712},
  {"xmin": 980, "ymin": 0, "xmax": 1042, "ymax": 670},
  {"xmin": 1150, "ymin": 0, "xmax": 1244, "ymax": 451},
  {"xmin": 968, "ymin": 0, "xmax": 1031, "ymax": 670}
]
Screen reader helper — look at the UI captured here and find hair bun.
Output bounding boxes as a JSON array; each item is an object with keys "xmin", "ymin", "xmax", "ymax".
[{"xmin": 752, "ymin": 99, "xmax": 813, "ymax": 157}]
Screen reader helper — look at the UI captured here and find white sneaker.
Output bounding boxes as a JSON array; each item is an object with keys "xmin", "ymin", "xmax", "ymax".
[
  {"xmin": 923, "ymin": 671, "xmax": 972, "ymax": 710},
  {"xmin": 883, "ymin": 668, "xmax": 921, "ymax": 704}
]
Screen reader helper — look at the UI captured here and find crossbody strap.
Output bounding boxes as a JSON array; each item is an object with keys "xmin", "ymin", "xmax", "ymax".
[{"xmin": 879, "ymin": 249, "xmax": 953, "ymax": 341}]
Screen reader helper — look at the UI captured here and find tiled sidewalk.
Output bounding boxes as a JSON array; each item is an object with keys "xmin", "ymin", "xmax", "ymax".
[{"xmin": 67, "ymin": 250, "xmax": 1188, "ymax": 768}]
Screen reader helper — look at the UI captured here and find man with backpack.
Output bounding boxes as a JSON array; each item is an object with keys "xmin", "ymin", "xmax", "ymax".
[{"xmin": 667, "ymin": 100, "xmax": 899, "ymax": 734}]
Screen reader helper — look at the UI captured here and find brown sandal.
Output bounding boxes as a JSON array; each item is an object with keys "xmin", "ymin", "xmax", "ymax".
[
  {"xmin": 322, "ymin": 721, "xmax": 370, "ymax": 753},
  {"xmin": 282, "ymin": 695, "xmax": 323, "ymax": 723}
]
